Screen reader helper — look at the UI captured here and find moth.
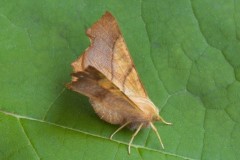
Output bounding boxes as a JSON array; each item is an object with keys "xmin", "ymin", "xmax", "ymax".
[{"xmin": 67, "ymin": 11, "xmax": 171, "ymax": 154}]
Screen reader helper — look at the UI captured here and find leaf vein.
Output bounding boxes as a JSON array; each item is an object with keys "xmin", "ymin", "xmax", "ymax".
[
  {"xmin": 42, "ymin": 87, "xmax": 66, "ymax": 120},
  {"xmin": 1, "ymin": 109, "xmax": 194, "ymax": 160},
  {"xmin": 18, "ymin": 118, "xmax": 40, "ymax": 160}
]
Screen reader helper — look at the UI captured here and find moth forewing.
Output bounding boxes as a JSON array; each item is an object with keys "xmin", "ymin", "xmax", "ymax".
[{"xmin": 67, "ymin": 11, "xmax": 171, "ymax": 154}]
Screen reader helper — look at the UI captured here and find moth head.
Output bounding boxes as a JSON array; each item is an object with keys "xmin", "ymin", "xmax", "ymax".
[
  {"xmin": 152, "ymin": 114, "xmax": 161, "ymax": 122},
  {"xmin": 131, "ymin": 97, "xmax": 160, "ymax": 119},
  {"xmin": 130, "ymin": 96, "xmax": 171, "ymax": 125}
]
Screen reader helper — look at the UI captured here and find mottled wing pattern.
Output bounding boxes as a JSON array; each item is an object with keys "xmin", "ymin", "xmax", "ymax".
[
  {"xmin": 71, "ymin": 12, "xmax": 148, "ymax": 100},
  {"xmin": 67, "ymin": 66, "xmax": 146, "ymax": 124}
]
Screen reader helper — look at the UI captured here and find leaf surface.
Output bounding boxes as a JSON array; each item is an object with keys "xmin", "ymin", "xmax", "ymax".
[{"xmin": 0, "ymin": 0, "xmax": 240, "ymax": 159}]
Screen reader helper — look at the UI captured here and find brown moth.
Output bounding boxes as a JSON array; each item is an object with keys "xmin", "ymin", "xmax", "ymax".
[{"xmin": 67, "ymin": 11, "xmax": 171, "ymax": 154}]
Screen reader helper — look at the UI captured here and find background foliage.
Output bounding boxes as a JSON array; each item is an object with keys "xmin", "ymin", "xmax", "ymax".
[{"xmin": 1, "ymin": 0, "xmax": 240, "ymax": 159}]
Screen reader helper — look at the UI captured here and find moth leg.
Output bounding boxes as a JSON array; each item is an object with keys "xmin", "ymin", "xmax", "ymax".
[
  {"xmin": 158, "ymin": 116, "xmax": 172, "ymax": 125},
  {"xmin": 110, "ymin": 121, "xmax": 130, "ymax": 139},
  {"xmin": 128, "ymin": 123, "xmax": 143, "ymax": 154},
  {"xmin": 150, "ymin": 122, "xmax": 164, "ymax": 149}
]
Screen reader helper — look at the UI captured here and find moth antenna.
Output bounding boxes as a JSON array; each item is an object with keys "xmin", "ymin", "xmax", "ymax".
[
  {"xmin": 128, "ymin": 123, "xmax": 143, "ymax": 154},
  {"xmin": 110, "ymin": 121, "xmax": 130, "ymax": 139},
  {"xmin": 150, "ymin": 122, "xmax": 164, "ymax": 149},
  {"xmin": 158, "ymin": 115, "xmax": 172, "ymax": 125}
]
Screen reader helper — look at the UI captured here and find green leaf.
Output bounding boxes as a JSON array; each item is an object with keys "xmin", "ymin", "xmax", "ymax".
[{"xmin": 1, "ymin": 0, "xmax": 240, "ymax": 159}]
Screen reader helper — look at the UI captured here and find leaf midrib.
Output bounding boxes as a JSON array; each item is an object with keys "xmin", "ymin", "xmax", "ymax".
[{"xmin": 1, "ymin": 110, "xmax": 195, "ymax": 160}]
